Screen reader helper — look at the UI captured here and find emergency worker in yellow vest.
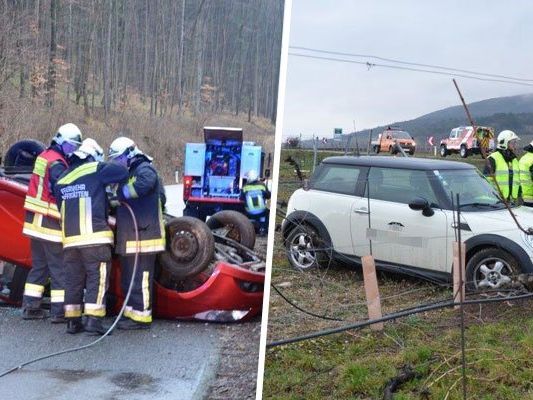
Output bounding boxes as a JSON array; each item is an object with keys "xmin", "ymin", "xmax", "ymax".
[
  {"xmin": 55, "ymin": 139, "xmax": 128, "ymax": 335},
  {"xmin": 519, "ymin": 140, "xmax": 533, "ymax": 206},
  {"xmin": 22, "ymin": 123, "xmax": 82, "ymax": 322},
  {"xmin": 108, "ymin": 137, "xmax": 166, "ymax": 330},
  {"xmin": 483, "ymin": 130, "xmax": 521, "ymax": 202},
  {"xmin": 240, "ymin": 170, "xmax": 271, "ymax": 236}
]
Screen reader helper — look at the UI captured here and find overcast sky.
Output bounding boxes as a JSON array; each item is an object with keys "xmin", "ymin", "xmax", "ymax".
[{"xmin": 282, "ymin": 0, "xmax": 533, "ymax": 139}]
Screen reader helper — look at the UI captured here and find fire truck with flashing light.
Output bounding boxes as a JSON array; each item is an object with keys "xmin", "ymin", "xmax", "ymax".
[{"xmin": 182, "ymin": 127, "xmax": 270, "ymax": 221}]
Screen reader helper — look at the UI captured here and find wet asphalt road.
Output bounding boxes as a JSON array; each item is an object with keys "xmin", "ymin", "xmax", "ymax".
[{"xmin": 0, "ymin": 307, "xmax": 220, "ymax": 400}]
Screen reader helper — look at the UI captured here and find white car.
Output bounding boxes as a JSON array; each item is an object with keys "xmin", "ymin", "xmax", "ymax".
[{"xmin": 282, "ymin": 156, "xmax": 533, "ymax": 289}]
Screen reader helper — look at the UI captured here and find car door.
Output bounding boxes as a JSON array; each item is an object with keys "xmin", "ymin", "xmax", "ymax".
[
  {"xmin": 356, "ymin": 167, "xmax": 450, "ymax": 273},
  {"xmin": 307, "ymin": 163, "xmax": 369, "ymax": 257}
]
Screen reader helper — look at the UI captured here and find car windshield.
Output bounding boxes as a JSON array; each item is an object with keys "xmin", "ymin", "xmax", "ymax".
[
  {"xmin": 392, "ymin": 131, "xmax": 412, "ymax": 140},
  {"xmin": 433, "ymin": 169, "xmax": 506, "ymax": 211}
]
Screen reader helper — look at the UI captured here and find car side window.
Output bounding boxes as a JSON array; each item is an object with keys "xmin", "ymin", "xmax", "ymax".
[
  {"xmin": 366, "ymin": 167, "xmax": 439, "ymax": 206},
  {"xmin": 310, "ymin": 164, "xmax": 360, "ymax": 195}
]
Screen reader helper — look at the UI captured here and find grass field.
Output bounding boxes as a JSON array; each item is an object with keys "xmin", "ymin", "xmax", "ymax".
[{"xmin": 264, "ymin": 149, "xmax": 533, "ymax": 399}]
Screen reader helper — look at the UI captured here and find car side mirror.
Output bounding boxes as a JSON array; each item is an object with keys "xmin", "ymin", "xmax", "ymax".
[{"xmin": 408, "ymin": 197, "xmax": 434, "ymax": 217}]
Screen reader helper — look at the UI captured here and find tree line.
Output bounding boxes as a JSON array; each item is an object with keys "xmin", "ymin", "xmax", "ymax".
[{"xmin": 0, "ymin": 0, "xmax": 284, "ymax": 122}]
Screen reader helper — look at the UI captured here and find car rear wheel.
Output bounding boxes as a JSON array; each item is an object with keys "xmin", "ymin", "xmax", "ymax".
[
  {"xmin": 460, "ymin": 145, "xmax": 468, "ymax": 158},
  {"xmin": 374, "ymin": 145, "xmax": 380, "ymax": 154},
  {"xmin": 206, "ymin": 210, "xmax": 256, "ymax": 250},
  {"xmin": 466, "ymin": 248, "xmax": 519, "ymax": 291},
  {"xmin": 440, "ymin": 145, "xmax": 448, "ymax": 157},
  {"xmin": 389, "ymin": 145, "xmax": 395, "ymax": 155},
  {"xmin": 158, "ymin": 217, "xmax": 215, "ymax": 281},
  {"xmin": 286, "ymin": 225, "xmax": 330, "ymax": 270}
]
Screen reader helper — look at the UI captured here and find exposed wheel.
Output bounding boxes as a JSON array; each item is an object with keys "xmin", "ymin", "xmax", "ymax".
[
  {"xmin": 409, "ymin": 149, "xmax": 415, "ymax": 156},
  {"xmin": 389, "ymin": 145, "xmax": 395, "ymax": 155},
  {"xmin": 460, "ymin": 145, "xmax": 468, "ymax": 158},
  {"xmin": 466, "ymin": 248, "xmax": 519, "ymax": 291},
  {"xmin": 157, "ymin": 217, "xmax": 215, "ymax": 281},
  {"xmin": 206, "ymin": 210, "xmax": 256, "ymax": 249},
  {"xmin": 374, "ymin": 145, "xmax": 380, "ymax": 154},
  {"xmin": 286, "ymin": 224, "xmax": 330, "ymax": 270},
  {"xmin": 4, "ymin": 139, "xmax": 46, "ymax": 170},
  {"xmin": 440, "ymin": 145, "xmax": 448, "ymax": 157}
]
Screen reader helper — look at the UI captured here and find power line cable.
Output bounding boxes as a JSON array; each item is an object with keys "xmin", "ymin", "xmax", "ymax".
[
  {"xmin": 289, "ymin": 53, "xmax": 533, "ymax": 87},
  {"xmin": 290, "ymin": 46, "xmax": 533, "ymax": 82}
]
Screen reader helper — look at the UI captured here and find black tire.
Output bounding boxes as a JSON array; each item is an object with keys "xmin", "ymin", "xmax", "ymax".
[
  {"xmin": 4, "ymin": 140, "xmax": 46, "ymax": 171},
  {"xmin": 285, "ymin": 224, "xmax": 331, "ymax": 271},
  {"xmin": 440, "ymin": 145, "xmax": 448, "ymax": 157},
  {"xmin": 460, "ymin": 145, "xmax": 468, "ymax": 158},
  {"xmin": 374, "ymin": 145, "xmax": 380, "ymax": 154},
  {"xmin": 409, "ymin": 149, "xmax": 415, "ymax": 156},
  {"xmin": 157, "ymin": 217, "xmax": 215, "ymax": 281},
  {"xmin": 206, "ymin": 210, "xmax": 256, "ymax": 250},
  {"xmin": 8, "ymin": 265, "xmax": 28, "ymax": 304},
  {"xmin": 389, "ymin": 145, "xmax": 395, "ymax": 155},
  {"xmin": 465, "ymin": 248, "xmax": 519, "ymax": 291}
]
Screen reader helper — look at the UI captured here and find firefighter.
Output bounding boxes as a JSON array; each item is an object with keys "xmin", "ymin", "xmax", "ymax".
[
  {"xmin": 21, "ymin": 123, "xmax": 82, "ymax": 322},
  {"xmin": 241, "ymin": 170, "xmax": 270, "ymax": 236},
  {"xmin": 108, "ymin": 137, "xmax": 166, "ymax": 330},
  {"xmin": 55, "ymin": 139, "xmax": 128, "ymax": 334},
  {"xmin": 519, "ymin": 140, "xmax": 533, "ymax": 206},
  {"xmin": 484, "ymin": 130, "xmax": 521, "ymax": 202}
]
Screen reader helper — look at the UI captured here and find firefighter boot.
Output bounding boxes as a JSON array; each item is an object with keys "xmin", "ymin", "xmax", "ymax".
[
  {"xmin": 22, "ymin": 308, "xmax": 47, "ymax": 320},
  {"xmin": 66, "ymin": 318, "xmax": 84, "ymax": 334},
  {"xmin": 117, "ymin": 317, "xmax": 151, "ymax": 330},
  {"xmin": 50, "ymin": 315, "xmax": 66, "ymax": 324},
  {"xmin": 84, "ymin": 316, "xmax": 109, "ymax": 336}
]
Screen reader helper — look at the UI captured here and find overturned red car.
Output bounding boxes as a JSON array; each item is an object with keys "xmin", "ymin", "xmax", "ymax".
[{"xmin": 0, "ymin": 142, "xmax": 264, "ymax": 322}]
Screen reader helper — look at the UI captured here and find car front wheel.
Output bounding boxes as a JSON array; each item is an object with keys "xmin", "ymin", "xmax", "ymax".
[
  {"xmin": 466, "ymin": 248, "xmax": 518, "ymax": 291},
  {"xmin": 286, "ymin": 225, "xmax": 330, "ymax": 270},
  {"xmin": 460, "ymin": 145, "xmax": 468, "ymax": 158},
  {"xmin": 440, "ymin": 145, "xmax": 448, "ymax": 157}
]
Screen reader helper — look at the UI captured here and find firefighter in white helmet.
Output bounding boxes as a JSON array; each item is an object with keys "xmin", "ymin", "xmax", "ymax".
[
  {"xmin": 55, "ymin": 138, "xmax": 129, "ymax": 334},
  {"xmin": 21, "ymin": 123, "xmax": 82, "ymax": 322},
  {"xmin": 484, "ymin": 130, "xmax": 521, "ymax": 202},
  {"xmin": 108, "ymin": 136, "xmax": 166, "ymax": 329}
]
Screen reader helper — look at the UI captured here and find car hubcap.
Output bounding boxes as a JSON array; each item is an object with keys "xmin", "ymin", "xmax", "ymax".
[
  {"xmin": 476, "ymin": 259, "xmax": 512, "ymax": 289},
  {"xmin": 289, "ymin": 232, "xmax": 316, "ymax": 269},
  {"xmin": 171, "ymin": 230, "xmax": 198, "ymax": 262}
]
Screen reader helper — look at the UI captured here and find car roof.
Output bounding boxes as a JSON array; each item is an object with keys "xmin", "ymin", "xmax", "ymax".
[{"xmin": 322, "ymin": 156, "xmax": 476, "ymax": 170}]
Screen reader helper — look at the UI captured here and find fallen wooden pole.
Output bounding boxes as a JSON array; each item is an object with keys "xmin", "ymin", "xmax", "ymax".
[{"xmin": 453, "ymin": 241, "xmax": 466, "ymax": 309}]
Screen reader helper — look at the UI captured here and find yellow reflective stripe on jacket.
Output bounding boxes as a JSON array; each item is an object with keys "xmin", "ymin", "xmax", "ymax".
[
  {"xmin": 126, "ymin": 176, "xmax": 138, "ymax": 198},
  {"xmin": 23, "ymin": 283, "xmax": 45, "ymax": 298},
  {"xmin": 57, "ymin": 162, "xmax": 99, "ymax": 185},
  {"xmin": 242, "ymin": 184, "xmax": 266, "ymax": 192},
  {"xmin": 519, "ymin": 152, "xmax": 533, "ymax": 201},
  {"xmin": 488, "ymin": 152, "xmax": 520, "ymax": 200},
  {"xmin": 23, "ymin": 213, "xmax": 62, "ymax": 242},
  {"xmin": 125, "ymin": 238, "xmax": 165, "ymax": 254},
  {"xmin": 62, "ymin": 231, "xmax": 114, "ymax": 248},
  {"xmin": 65, "ymin": 304, "xmax": 82, "ymax": 318},
  {"xmin": 33, "ymin": 157, "xmax": 48, "ymax": 177},
  {"xmin": 142, "ymin": 271, "xmax": 150, "ymax": 311},
  {"xmin": 24, "ymin": 195, "xmax": 61, "ymax": 219},
  {"xmin": 50, "ymin": 290, "xmax": 65, "ymax": 303}
]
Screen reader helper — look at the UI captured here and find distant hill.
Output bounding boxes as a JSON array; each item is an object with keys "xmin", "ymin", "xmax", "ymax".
[{"xmin": 300, "ymin": 93, "xmax": 533, "ymax": 149}]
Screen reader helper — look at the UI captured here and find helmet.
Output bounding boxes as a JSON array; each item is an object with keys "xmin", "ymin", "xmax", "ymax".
[
  {"xmin": 246, "ymin": 170, "xmax": 258, "ymax": 182},
  {"xmin": 108, "ymin": 137, "xmax": 140, "ymax": 160},
  {"xmin": 52, "ymin": 123, "xmax": 83, "ymax": 146},
  {"xmin": 497, "ymin": 130, "xmax": 520, "ymax": 150},
  {"xmin": 73, "ymin": 138, "xmax": 104, "ymax": 161}
]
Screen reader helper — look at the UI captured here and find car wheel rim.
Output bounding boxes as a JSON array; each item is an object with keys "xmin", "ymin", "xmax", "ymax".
[
  {"xmin": 289, "ymin": 232, "xmax": 316, "ymax": 269},
  {"xmin": 171, "ymin": 230, "xmax": 199, "ymax": 262},
  {"xmin": 474, "ymin": 258, "xmax": 513, "ymax": 289}
]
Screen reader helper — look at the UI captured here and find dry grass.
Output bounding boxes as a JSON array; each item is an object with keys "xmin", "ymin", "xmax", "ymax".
[{"xmin": 0, "ymin": 85, "xmax": 275, "ymax": 183}]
